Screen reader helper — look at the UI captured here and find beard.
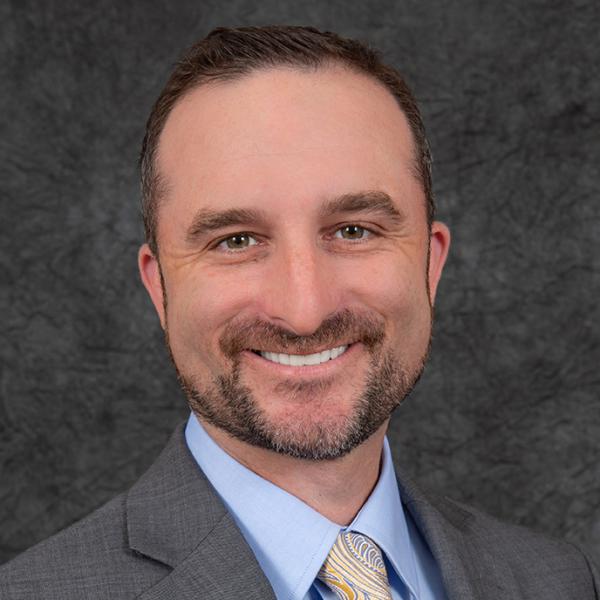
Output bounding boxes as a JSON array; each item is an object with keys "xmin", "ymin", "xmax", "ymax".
[{"xmin": 168, "ymin": 308, "xmax": 431, "ymax": 461}]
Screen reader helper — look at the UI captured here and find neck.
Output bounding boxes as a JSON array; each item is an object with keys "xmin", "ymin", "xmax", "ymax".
[{"xmin": 200, "ymin": 418, "xmax": 389, "ymax": 525}]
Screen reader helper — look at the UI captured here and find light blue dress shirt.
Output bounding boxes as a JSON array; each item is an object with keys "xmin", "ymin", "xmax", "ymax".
[{"xmin": 185, "ymin": 414, "xmax": 447, "ymax": 600}]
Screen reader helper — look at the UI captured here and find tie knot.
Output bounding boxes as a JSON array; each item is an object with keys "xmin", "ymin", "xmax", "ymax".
[{"xmin": 318, "ymin": 531, "xmax": 392, "ymax": 599}]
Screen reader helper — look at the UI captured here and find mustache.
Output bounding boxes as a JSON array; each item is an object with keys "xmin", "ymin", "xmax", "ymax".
[{"xmin": 219, "ymin": 309, "xmax": 386, "ymax": 358}]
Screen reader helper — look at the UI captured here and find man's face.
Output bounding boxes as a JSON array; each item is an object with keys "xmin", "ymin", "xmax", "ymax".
[{"xmin": 139, "ymin": 66, "xmax": 449, "ymax": 460}]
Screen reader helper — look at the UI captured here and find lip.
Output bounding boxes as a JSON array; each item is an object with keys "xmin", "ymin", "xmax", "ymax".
[{"xmin": 242, "ymin": 342, "xmax": 360, "ymax": 376}]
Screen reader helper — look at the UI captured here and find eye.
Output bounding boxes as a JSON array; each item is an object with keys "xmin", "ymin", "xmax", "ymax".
[
  {"xmin": 334, "ymin": 225, "xmax": 371, "ymax": 240},
  {"xmin": 216, "ymin": 233, "xmax": 258, "ymax": 251}
]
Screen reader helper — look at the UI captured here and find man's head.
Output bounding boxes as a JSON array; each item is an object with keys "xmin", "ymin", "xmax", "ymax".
[{"xmin": 138, "ymin": 26, "xmax": 450, "ymax": 460}]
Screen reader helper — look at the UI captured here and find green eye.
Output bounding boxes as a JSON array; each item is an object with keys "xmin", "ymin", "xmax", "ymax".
[
  {"xmin": 218, "ymin": 233, "xmax": 258, "ymax": 251},
  {"xmin": 336, "ymin": 225, "xmax": 368, "ymax": 240}
]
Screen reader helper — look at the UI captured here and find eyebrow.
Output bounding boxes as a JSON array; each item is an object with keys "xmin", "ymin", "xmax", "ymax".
[
  {"xmin": 319, "ymin": 190, "xmax": 406, "ymax": 225},
  {"xmin": 185, "ymin": 190, "xmax": 405, "ymax": 243},
  {"xmin": 186, "ymin": 207, "xmax": 268, "ymax": 243}
]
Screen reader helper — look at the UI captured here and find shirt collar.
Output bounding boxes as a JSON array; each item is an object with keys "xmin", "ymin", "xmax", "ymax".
[
  {"xmin": 185, "ymin": 413, "xmax": 420, "ymax": 599},
  {"xmin": 348, "ymin": 435, "xmax": 420, "ymax": 598}
]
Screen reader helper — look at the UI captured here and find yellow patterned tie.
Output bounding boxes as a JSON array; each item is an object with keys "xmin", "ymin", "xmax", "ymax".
[{"xmin": 318, "ymin": 531, "xmax": 393, "ymax": 599}]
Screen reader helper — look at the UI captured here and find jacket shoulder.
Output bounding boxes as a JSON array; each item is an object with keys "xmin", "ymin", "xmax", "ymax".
[
  {"xmin": 0, "ymin": 493, "xmax": 169, "ymax": 600},
  {"xmin": 447, "ymin": 494, "xmax": 584, "ymax": 553},
  {"xmin": 438, "ymin": 494, "xmax": 599, "ymax": 595}
]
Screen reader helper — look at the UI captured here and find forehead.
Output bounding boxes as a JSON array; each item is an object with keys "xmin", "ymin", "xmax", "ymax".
[{"xmin": 156, "ymin": 65, "xmax": 422, "ymax": 220}]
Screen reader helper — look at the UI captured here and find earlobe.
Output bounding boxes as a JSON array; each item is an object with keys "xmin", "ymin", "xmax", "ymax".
[
  {"xmin": 428, "ymin": 221, "xmax": 451, "ymax": 304},
  {"xmin": 138, "ymin": 244, "xmax": 166, "ymax": 328}
]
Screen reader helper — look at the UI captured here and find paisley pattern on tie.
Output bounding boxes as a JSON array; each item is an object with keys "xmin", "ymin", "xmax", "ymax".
[{"xmin": 318, "ymin": 531, "xmax": 393, "ymax": 600}]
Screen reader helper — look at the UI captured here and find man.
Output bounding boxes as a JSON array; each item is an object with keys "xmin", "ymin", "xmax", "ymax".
[{"xmin": 0, "ymin": 25, "xmax": 597, "ymax": 600}]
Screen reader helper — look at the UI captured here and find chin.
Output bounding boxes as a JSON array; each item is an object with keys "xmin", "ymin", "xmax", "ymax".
[{"xmin": 242, "ymin": 409, "xmax": 379, "ymax": 461}]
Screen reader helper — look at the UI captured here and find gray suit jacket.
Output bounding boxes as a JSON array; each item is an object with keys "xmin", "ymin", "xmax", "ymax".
[{"xmin": 0, "ymin": 422, "xmax": 598, "ymax": 599}]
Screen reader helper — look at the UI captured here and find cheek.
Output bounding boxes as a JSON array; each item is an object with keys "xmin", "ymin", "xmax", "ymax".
[
  {"xmin": 166, "ymin": 271, "xmax": 249, "ymax": 360},
  {"xmin": 355, "ymin": 258, "xmax": 431, "ymax": 339}
]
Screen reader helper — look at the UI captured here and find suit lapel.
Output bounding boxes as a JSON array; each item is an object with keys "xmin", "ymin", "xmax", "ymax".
[
  {"xmin": 136, "ymin": 512, "xmax": 275, "ymax": 600},
  {"xmin": 396, "ymin": 470, "xmax": 521, "ymax": 600},
  {"xmin": 126, "ymin": 423, "xmax": 276, "ymax": 600}
]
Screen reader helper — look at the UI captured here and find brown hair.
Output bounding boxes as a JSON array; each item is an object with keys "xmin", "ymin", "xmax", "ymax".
[{"xmin": 140, "ymin": 25, "xmax": 434, "ymax": 255}]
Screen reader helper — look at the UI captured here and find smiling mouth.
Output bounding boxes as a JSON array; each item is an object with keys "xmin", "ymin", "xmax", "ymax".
[{"xmin": 251, "ymin": 344, "xmax": 349, "ymax": 367}]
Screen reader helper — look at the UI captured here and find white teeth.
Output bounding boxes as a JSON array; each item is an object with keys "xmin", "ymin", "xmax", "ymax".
[{"xmin": 259, "ymin": 345, "xmax": 348, "ymax": 366}]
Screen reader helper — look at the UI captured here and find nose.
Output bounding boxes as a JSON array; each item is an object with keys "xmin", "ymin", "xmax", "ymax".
[{"xmin": 260, "ymin": 243, "xmax": 340, "ymax": 336}]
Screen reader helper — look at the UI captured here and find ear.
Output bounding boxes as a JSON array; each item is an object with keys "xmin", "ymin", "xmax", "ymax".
[
  {"xmin": 427, "ymin": 221, "xmax": 451, "ymax": 304},
  {"xmin": 138, "ymin": 243, "xmax": 166, "ymax": 328}
]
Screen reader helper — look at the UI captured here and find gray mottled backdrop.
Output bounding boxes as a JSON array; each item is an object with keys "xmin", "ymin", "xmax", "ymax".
[{"xmin": 1, "ymin": 0, "xmax": 598, "ymax": 565}]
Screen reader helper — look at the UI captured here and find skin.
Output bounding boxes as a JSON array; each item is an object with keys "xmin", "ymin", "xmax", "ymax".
[{"xmin": 139, "ymin": 65, "xmax": 450, "ymax": 525}]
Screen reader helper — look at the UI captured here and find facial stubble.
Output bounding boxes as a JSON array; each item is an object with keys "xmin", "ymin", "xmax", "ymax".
[{"xmin": 166, "ymin": 306, "xmax": 432, "ymax": 461}]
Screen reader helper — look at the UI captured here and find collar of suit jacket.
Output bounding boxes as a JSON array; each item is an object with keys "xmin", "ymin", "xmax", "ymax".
[
  {"xmin": 126, "ymin": 423, "xmax": 228, "ymax": 566},
  {"xmin": 125, "ymin": 423, "xmax": 277, "ymax": 599},
  {"xmin": 394, "ymin": 460, "xmax": 521, "ymax": 600}
]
